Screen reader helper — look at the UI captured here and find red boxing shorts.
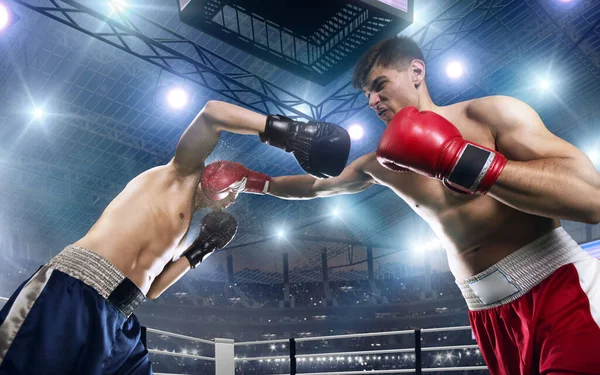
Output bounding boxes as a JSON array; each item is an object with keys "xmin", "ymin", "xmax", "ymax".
[{"xmin": 456, "ymin": 227, "xmax": 600, "ymax": 375}]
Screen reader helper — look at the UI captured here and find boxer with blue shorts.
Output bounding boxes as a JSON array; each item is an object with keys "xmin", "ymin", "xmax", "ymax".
[{"xmin": 0, "ymin": 100, "xmax": 350, "ymax": 374}]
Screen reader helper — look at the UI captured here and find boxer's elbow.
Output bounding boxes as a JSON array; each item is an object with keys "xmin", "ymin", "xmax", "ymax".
[
  {"xmin": 580, "ymin": 191, "xmax": 600, "ymax": 224},
  {"xmin": 584, "ymin": 205, "xmax": 600, "ymax": 225},
  {"xmin": 146, "ymin": 283, "xmax": 165, "ymax": 300},
  {"xmin": 146, "ymin": 289, "xmax": 161, "ymax": 300},
  {"xmin": 196, "ymin": 100, "xmax": 224, "ymax": 130}
]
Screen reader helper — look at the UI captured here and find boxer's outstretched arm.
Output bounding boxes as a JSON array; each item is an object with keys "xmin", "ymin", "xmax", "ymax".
[
  {"xmin": 146, "ymin": 257, "xmax": 191, "ymax": 299},
  {"xmin": 471, "ymin": 96, "xmax": 600, "ymax": 224},
  {"xmin": 268, "ymin": 155, "xmax": 376, "ymax": 199},
  {"xmin": 173, "ymin": 101, "xmax": 266, "ymax": 175}
]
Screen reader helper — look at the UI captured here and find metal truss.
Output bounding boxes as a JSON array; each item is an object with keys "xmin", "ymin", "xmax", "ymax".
[
  {"xmin": 11, "ymin": 0, "xmax": 515, "ymax": 125},
  {"xmin": 413, "ymin": 0, "xmax": 516, "ymax": 61},
  {"xmin": 12, "ymin": 0, "xmax": 319, "ymax": 120}
]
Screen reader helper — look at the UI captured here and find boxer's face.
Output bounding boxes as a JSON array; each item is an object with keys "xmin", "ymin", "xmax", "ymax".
[
  {"xmin": 194, "ymin": 186, "xmax": 237, "ymax": 211},
  {"xmin": 212, "ymin": 193, "xmax": 237, "ymax": 210},
  {"xmin": 363, "ymin": 60, "xmax": 426, "ymax": 125}
]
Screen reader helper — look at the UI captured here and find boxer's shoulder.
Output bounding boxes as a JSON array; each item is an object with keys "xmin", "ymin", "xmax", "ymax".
[
  {"xmin": 465, "ymin": 95, "xmax": 538, "ymax": 132},
  {"xmin": 351, "ymin": 152, "xmax": 379, "ymax": 174}
]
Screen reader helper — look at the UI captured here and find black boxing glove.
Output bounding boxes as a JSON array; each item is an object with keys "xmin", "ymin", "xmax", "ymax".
[
  {"xmin": 183, "ymin": 211, "xmax": 238, "ymax": 269},
  {"xmin": 260, "ymin": 115, "xmax": 351, "ymax": 178}
]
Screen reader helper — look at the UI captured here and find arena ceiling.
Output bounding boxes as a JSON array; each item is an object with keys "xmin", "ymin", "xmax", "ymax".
[{"xmin": 0, "ymin": 0, "xmax": 599, "ymax": 282}]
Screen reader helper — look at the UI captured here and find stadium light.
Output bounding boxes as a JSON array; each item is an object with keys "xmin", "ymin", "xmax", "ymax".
[
  {"xmin": 446, "ymin": 61, "xmax": 466, "ymax": 80},
  {"xmin": 348, "ymin": 124, "xmax": 364, "ymax": 140}
]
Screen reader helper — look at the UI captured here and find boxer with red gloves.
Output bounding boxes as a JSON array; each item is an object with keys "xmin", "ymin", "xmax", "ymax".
[
  {"xmin": 264, "ymin": 36, "xmax": 600, "ymax": 375},
  {"xmin": 376, "ymin": 106, "xmax": 506, "ymax": 195}
]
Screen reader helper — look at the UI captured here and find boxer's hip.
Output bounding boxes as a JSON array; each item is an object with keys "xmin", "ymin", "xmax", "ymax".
[
  {"xmin": 0, "ymin": 245, "xmax": 150, "ymax": 373},
  {"xmin": 456, "ymin": 226, "xmax": 590, "ymax": 311},
  {"xmin": 456, "ymin": 227, "xmax": 600, "ymax": 374},
  {"xmin": 47, "ymin": 244, "xmax": 146, "ymax": 317}
]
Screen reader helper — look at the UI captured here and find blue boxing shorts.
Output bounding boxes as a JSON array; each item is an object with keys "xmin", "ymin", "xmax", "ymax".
[{"xmin": 0, "ymin": 245, "xmax": 152, "ymax": 374}]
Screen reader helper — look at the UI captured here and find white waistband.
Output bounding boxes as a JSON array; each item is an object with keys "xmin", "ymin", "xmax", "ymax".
[{"xmin": 456, "ymin": 227, "xmax": 590, "ymax": 311}]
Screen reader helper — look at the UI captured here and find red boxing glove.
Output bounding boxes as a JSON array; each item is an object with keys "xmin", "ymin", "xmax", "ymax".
[
  {"xmin": 376, "ymin": 107, "xmax": 506, "ymax": 194},
  {"xmin": 201, "ymin": 161, "xmax": 271, "ymax": 200}
]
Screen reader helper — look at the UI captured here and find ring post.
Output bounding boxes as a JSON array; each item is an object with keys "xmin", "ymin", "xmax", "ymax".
[
  {"xmin": 415, "ymin": 329, "xmax": 422, "ymax": 375},
  {"xmin": 289, "ymin": 338, "xmax": 297, "ymax": 375},
  {"xmin": 215, "ymin": 338, "xmax": 235, "ymax": 375}
]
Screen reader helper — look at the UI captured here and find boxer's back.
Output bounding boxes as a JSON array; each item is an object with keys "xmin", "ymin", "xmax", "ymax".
[{"xmin": 74, "ymin": 162, "xmax": 201, "ymax": 294}]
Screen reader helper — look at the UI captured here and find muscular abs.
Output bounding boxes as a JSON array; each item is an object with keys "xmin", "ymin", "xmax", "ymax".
[{"xmin": 75, "ymin": 164, "xmax": 200, "ymax": 294}]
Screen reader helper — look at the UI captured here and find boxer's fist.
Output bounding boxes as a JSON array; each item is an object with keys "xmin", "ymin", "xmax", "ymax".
[
  {"xmin": 376, "ymin": 107, "xmax": 506, "ymax": 194},
  {"xmin": 260, "ymin": 115, "xmax": 351, "ymax": 178},
  {"xmin": 201, "ymin": 161, "xmax": 271, "ymax": 200},
  {"xmin": 183, "ymin": 211, "xmax": 238, "ymax": 268}
]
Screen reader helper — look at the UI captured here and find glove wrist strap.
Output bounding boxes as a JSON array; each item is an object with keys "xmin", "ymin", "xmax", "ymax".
[
  {"xmin": 245, "ymin": 170, "xmax": 272, "ymax": 194},
  {"xmin": 444, "ymin": 143, "xmax": 507, "ymax": 194},
  {"xmin": 260, "ymin": 115, "xmax": 293, "ymax": 150}
]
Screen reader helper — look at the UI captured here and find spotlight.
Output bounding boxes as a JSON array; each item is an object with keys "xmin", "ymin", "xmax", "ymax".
[
  {"xmin": 277, "ymin": 229, "xmax": 285, "ymax": 238},
  {"xmin": 270, "ymin": 344, "xmax": 276, "ymax": 350},
  {"xmin": 109, "ymin": 0, "xmax": 128, "ymax": 13},
  {"xmin": 167, "ymin": 87, "xmax": 189, "ymax": 110},
  {"xmin": 332, "ymin": 208, "xmax": 340, "ymax": 217},
  {"xmin": 414, "ymin": 238, "xmax": 442, "ymax": 252},
  {"xmin": 152, "ymin": 85, "xmax": 190, "ymax": 111},
  {"xmin": 0, "ymin": 4, "xmax": 8, "ymax": 30},
  {"xmin": 0, "ymin": 3, "xmax": 19, "ymax": 32},
  {"xmin": 446, "ymin": 61, "xmax": 466, "ymax": 80},
  {"xmin": 33, "ymin": 107, "xmax": 44, "ymax": 120},
  {"xmin": 348, "ymin": 124, "xmax": 364, "ymax": 141},
  {"xmin": 539, "ymin": 79, "xmax": 551, "ymax": 90}
]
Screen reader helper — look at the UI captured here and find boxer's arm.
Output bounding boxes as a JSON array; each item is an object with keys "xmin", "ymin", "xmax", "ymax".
[
  {"xmin": 146, "ymin": 257, "xmax": 191, "ymax": 299},
  {"xmin": 172, "ymin": 101, "xmax": 267, "ymax": 175},
  {"xmin": 268, "ymin": 155, "xmax": 376, "ymax": 199},
  {"xmin": 470, "ymin": 96, "xmax": 600, "ymax": 223}
]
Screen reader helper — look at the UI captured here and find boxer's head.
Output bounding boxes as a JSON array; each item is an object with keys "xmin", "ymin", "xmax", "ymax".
[
  {"xmin": 194, "ymin": 184, "xmax": 238, "ymax": 212},
  {"xmin": 353, "ymin": 36, "xmax": 427, "ymax": 124}
]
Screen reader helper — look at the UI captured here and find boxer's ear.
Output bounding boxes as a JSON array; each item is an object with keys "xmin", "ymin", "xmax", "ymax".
[{"xmin": 410, "ymin": 59, "xmax": 426, "ymax": 87}]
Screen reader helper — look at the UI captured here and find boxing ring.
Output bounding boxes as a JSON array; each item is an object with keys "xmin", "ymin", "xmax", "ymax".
[{"xmin": 2, "ymin": 295, "xmax": 487, "ymax": 374}]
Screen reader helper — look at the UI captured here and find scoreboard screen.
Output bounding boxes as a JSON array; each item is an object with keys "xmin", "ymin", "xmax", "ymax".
[{"xmin": 360, "ymin": 0, "xmax": 410, "ymax": 18}]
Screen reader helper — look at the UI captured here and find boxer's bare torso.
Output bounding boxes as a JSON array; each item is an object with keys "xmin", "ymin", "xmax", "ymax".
[
  {"xmin": 341, "ymin": 99, "xmax": 559, "ymax": 279},
  {"xmin": 75, "ymin": 163, "xmax": 204, "ymax": 294}
]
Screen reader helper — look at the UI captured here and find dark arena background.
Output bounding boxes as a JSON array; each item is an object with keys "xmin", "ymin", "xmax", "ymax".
[{"xmin": 1, "ymin": 0, "xmax": 600, "ymax": 374}]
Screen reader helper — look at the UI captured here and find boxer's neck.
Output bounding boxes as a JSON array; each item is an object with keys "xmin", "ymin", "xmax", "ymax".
[{"xmin": 414, "ymin": 83, "xmax": 437, "ymax": 112}]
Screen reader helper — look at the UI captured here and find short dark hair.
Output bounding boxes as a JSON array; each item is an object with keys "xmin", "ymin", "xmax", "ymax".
[{"xmin": 352, "ymin": 36, "xmax": 425, "ymax": 89}]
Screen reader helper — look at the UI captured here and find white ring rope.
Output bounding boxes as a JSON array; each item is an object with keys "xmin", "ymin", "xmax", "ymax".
[
  {"xmin": 295, "ymin": 329, "xmax": 414, "ymax": 342},
  {"xmin": 296, "ymin": 348, "xmax": 415, "ymax": 358},
  {"xmin": 148, "ymin": 349, "xmax": 215, "ymax": 362},
  {"xmin": 145, "ymin": 327, "xmax": 215, "ymax": 345}
]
